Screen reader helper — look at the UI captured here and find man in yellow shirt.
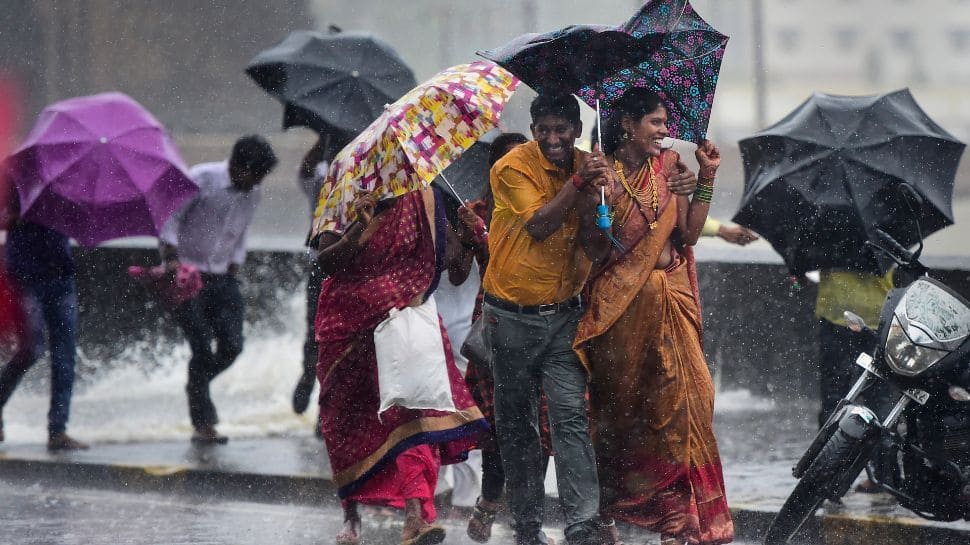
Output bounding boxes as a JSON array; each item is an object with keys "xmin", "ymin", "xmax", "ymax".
[
  {"xmin": 815, "ymin": 268, "xmax": 894, "ymax": 427},
  {"xmin": 481, "ymin": 94, "xmax": 612, "ymax": 545}
]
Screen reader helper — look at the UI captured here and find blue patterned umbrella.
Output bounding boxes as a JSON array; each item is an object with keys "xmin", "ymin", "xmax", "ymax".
[{"xmin": 576, "ymin": 0, "xmax": 728, "ymax": 143}]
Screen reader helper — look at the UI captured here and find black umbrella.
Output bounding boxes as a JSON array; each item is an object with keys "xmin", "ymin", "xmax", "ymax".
[
  {"xmin": 431, "ymin": 141, "xmax": 491, "ymax": 203},
  {"xmin": 733, "ymin": 89, "xmax": 965, "ymax": 274},
  {"xmin": 477, "ymin": 24, "xmax": 662, "ymax": 96},
  {"xmin": 246, "ymin": 30, "xmax": 417, "ymax": 137}
]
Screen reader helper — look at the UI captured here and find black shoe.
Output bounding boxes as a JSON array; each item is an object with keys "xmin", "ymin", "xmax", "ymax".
[
  {"xmin": 47, "ymin": 432, "xmax": 90, "ymax": 451},
  {"xmin": 292, "ymin": 373, "xmax": 315, "ymax": 414},
  {"xmin": 564, "ymin": 521, "xmax": 602, "ymax": 545},
  {"xmin": 191, "ymin": 425, "xmax": 228, "ymax": 445},
  {"xmin": 515, "ymin": 529, "xmax": 555, "ymax": 545}
]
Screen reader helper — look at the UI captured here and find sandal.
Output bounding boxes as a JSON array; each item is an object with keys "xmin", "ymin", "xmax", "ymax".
[
  {"xmin": 335, "ymin": 516, "xmax": 361, "ymax": 545},
  {"xmin": 400, "ymin": 524, "xmax": 445, "ymax": 545},
  {"xmin": 467, "ymin": 497, "xmax": 500, "ymax": 543}
]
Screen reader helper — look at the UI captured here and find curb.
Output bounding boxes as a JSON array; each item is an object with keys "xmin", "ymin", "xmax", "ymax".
[{"xmin": 3, "ymin": 456, "xmax": 969, "ymax": 544}]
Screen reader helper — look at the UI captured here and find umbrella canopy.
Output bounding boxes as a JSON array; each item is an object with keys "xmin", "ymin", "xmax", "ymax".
[
  {"xmin": 246, "ymin": 30, "xmax": 417, "ymax": 137},
  {"xmin": 732, "ymin": 89, "xmax": 965, "ymax": 274},
  {"xmin": 5, "ymin": 92, "xmax": 197, "ymax": 247},
  {"xmin": 575, "ymin": 0, "xmax": 728, "ymax": 143},
  {"xmin": 310, "ymin": 61, "xmax": 519, "ymax": 237},
  {"xmin": 477, "ymin": 22, "xmax": 663, "ymax": 96},
  {"xmin": 431, "ymin": 140, "xmax": 491, "ymax": 202}
]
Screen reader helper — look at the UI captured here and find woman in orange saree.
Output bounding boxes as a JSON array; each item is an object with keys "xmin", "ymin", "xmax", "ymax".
[
  {"xmin": 314, "ymin": 188, "xmax": 486, "ymax": 545},
  {"xmin": 574, "ymin": 89, "xmax": 734, "ymax": 545}
]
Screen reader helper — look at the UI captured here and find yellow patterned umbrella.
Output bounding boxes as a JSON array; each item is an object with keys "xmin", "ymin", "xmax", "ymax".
[{"xmin": 310, "ymin": 61, "xmax": 519, "ymax": 237}]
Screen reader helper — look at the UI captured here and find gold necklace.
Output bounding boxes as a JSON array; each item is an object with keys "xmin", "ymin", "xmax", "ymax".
[{"xmin": 614, "ymin": 157, "xmax": 659, "ymax": 229}]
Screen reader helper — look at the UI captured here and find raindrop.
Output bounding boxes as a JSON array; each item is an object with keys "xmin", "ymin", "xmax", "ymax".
[{"xmin": 100, "ymin": 136, "xmax": 108, "ymax": 144}]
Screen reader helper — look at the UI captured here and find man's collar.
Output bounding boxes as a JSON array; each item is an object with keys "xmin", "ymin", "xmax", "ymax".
[{"xmin": 535, "ymin": 144, "xmax": 582, "ymax": 174}]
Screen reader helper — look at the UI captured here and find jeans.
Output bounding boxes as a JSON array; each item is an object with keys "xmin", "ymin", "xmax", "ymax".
[
  {"xmin": 0, "ymin": 275, "xmax": 78, "ymax": 435},
  {"xmin": 175, "ymin": 274, "xmax": 244, "ymax": 429},
  {"xmin": 484, "ymin": 302, "xmax": 599, "ymax": 540}
]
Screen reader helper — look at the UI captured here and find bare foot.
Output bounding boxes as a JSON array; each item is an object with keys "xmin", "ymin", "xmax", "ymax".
[{"xmin": 335, "ymin": 516, "xmax": 361, "ymax": 545}]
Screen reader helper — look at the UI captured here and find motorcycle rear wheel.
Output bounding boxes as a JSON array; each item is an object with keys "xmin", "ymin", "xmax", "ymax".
[{"xmin": 763, "ymin": 429, "xmax": 868, "ymax": 545}]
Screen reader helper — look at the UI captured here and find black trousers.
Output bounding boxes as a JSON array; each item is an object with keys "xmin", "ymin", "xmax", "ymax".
[
  {"xmin": 175, "ymin": 274, "xmax": 244, "ymax": 429},
  {"xmin": 817, "ymin": 319, "xmax": 878, "ymax": 427}
]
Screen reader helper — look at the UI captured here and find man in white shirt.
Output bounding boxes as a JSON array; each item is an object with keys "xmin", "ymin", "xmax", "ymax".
[{"xmin": 159, "ymin": 135, "xmax": 277, "ymax": 444}]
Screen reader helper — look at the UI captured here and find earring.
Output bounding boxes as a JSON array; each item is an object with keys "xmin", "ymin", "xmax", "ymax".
[{"xmin": 623, "ymin": 131, "xmax": 631, "ymax": 140}]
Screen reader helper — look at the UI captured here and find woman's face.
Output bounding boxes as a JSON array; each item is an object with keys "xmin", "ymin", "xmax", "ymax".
[{"xmin": 623, "ymin": 105, "xmax": 668, "ymax": 158}]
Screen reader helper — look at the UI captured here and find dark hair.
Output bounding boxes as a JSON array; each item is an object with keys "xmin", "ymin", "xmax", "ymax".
[
  {"xmin": 530, "ymin": 94, "xmax": 581, "ymax": 127},
  {"xmin": 230, "ymin": 135, "xmax": 278, "ymax": 178},
  {"xmin": 602, "ymin": 88, "xmax": 664, "ymax": 155},
  {"xmin": 488, "ymin": 132, "xmax": 529, "ymax": 167}
]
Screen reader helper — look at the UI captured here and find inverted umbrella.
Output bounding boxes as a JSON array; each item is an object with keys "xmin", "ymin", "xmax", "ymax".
[
  {"xmin": 5, "ymin": 92, "xmax": 198, "ymax": 247},
  {"xmin": 477, "ymin": 21, "xmax": 663, "ymax": 96},
  {"xmin": 732, "ymin": 89, "xmax": 965, "ymax": 275},
  {"xmin": 310, "ymin": 61, "xmax": 519, "ymax": 237},
  {"xmin": 246, "ymin": 30, "xmax": 417, "ymax": 137},
  {"xmin": 576, "ymin": 0, "xmax": 728, "ymax": 143}
]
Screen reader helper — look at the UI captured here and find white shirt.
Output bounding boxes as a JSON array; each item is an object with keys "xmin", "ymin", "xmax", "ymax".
[
  {"xmin": 435, "ymin": 261, "xmax": 481, "ymax": 375},
  {"xmin": 159, "ymin": 161, "xmax": 261, "ymax": 274}
]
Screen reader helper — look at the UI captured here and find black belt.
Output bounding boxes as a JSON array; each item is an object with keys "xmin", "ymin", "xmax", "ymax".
[{"xmin": 483, "ymin": 293, "xmax": 583, "ymax": 316}]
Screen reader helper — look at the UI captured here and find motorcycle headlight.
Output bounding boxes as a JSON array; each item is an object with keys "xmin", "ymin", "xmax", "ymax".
[{"xmin": 885, "ymin": 317, "xmax": 950, "ymax": 377}]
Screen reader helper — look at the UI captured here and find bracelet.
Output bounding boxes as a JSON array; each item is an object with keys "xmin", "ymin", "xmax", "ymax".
[
  {"xmin": 571, "ymin": 173, "xmax": 587, "ymax": 190},
  {"xmin": 693, "ymin": 184, "xmax": 714, "ymax": 203},
  {"xmin": 698, "ymin": 177, "xmax": 716, "ymax": 186}
]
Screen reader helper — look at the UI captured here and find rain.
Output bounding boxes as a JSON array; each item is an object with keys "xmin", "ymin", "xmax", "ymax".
[{"xmin": 1, "ymin": 1, "xmax": 969, "ymax": 545}]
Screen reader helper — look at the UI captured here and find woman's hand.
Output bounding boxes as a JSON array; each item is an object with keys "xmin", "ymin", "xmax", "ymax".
[
  {"xmin": 695, "ymin": 140, "xmax": 721, "ymax": 181},
  {"xmin": 352, "ymin": 193, "xmax": 377, "ymax": 225},
  {"xmin": 458, "ymin": 203, "xmax": 488, "ymax": 244}
]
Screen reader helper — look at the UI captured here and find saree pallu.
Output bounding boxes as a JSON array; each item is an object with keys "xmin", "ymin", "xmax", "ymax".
[
  {"xmin": 574, "ymin": 152, "xmax": 734, "ymax": 544},
  {"xmin": 315, "ymin": 189, "xmax": 485, "ymax": 521}
]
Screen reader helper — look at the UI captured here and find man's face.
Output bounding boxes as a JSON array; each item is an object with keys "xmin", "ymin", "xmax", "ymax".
[
  {"xmin": 531, "ymin": 115, "xmax": 581, "ymax": 170},
  {"xmin": 228, "ymin": 163, "xmax": 263, "ymax": 192}
]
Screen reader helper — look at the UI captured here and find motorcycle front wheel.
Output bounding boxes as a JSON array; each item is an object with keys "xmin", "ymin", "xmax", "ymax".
[{"xmin": 763, "ymin": 428, "xmax": 869, "ymax": 545}]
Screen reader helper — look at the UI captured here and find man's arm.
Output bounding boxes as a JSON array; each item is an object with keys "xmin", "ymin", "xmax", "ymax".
[{"xmin": 520, "ymin": 149, "xmax": 610, "ymax": 242}]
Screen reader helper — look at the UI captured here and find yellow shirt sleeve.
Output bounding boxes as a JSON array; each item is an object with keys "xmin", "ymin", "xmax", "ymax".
[
  {"xmin": 701, "ymin": 217, "xmax": 722, "ymax": 237},
  {"xmin": 492, "ymin": 164, "xmax": 546, "ymax": 221}
]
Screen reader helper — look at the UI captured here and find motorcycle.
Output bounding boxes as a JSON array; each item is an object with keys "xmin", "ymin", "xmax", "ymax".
[{"xmin": 764, "ymin": 185, "xmax": 970, "ymax": 545}]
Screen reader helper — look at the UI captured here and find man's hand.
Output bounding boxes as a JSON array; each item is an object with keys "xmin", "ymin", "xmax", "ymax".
[
  {"xmin": 718, "ymin": 224, "xmax": 759, "ymax": 246},
  {"xmin": 668, "ymin": 159, "xmax": 698, "ymax": 196},
  {"xmin": 352, "ymin": 193, "xmax": 377, "ymax": 225},
  {"xmin": 576, "ymin": 147, "xmax": 611, "ymax": 189},
  {"xmin": 695, "ymin": 139, "xmax": 721, "ymax": 181}
]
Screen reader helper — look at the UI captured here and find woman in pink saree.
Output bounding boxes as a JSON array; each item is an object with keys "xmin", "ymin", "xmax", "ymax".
[
  {"xmin": 314, "ymin": 187, "xmax": 485, "ymax": 545},
  {"xmin": 574, "ymin": 89, "xmax": 734, "ymax": 545}
]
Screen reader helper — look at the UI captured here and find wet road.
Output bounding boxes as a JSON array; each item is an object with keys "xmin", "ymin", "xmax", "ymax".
[{"xmin": 1, "ymin": 477, "xmax": 767, "ymax": 545}]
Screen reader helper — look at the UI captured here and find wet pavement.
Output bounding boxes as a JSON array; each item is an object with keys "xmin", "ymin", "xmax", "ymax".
[
  {"xmin": 2, "ymin": 395, "xmax": 969, "ymax": 544},
  {"xmin": 1, "ymin": 477, "xmax": 772, "ymax": 545}
]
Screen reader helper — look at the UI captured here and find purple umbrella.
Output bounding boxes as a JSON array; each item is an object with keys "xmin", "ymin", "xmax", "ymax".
[{"xmin": 5, "ymin": 92, "xmax": 197, "ymax": 246}]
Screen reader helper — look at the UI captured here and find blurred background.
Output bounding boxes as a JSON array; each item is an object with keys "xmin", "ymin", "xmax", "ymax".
[{"xmin": 1, "ymin": 0, "xmax": 968, "ymax": 254}]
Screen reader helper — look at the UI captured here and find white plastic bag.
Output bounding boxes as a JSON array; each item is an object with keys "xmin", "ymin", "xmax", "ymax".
[{"xmin": 374, "ymin": 294, "xmax": 456, "ymax": 416}]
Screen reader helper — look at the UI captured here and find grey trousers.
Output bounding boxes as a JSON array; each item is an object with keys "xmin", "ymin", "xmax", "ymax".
[{"xmin": 484, "ymin": 302, "xmax": 599, "ymax": 536}]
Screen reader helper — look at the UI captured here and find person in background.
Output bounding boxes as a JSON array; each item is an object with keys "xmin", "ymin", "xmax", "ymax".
[
  {"xmin": 573, "ymin": 88, "xmax": 733, "ymax": 545},
  {"xmin": 159, "ymin": 135, "xmax": 278, "ymax": 445},
  {"xmin": 0, "ymin": 198, "xmax": 88, "ymax": 451},
  {"xmin": 292, "ymin": 131, "xmax": 351, "ymax": 421},
  {"xmin": 702, "ymin": 217, "xmax": 758, "ymax": 245},
  {"xmin": 482, "ymin": 94, "xmax": 612, "ymax": 545}
]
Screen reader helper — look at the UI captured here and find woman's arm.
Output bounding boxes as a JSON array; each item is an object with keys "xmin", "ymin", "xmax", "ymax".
[
  {"xmin": 315, "ymin": 194, "xmax": 377, "ymax": 275},
  {"xmin": 675, "ymin": 141, "xmax": 720, "ymax": 246}
]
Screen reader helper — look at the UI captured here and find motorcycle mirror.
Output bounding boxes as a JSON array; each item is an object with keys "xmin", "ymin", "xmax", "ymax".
[{"xmin": 844, "ymin": 311, "xmax": 869, "ymax": 333}]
